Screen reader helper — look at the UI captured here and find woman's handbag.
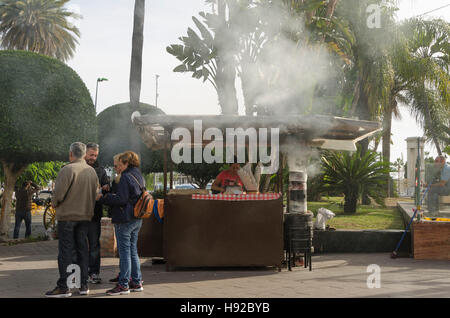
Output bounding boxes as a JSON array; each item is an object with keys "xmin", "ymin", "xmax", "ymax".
[{"xmin": 129, "ymin": 173, "xmax": 164, "ymax": 221}]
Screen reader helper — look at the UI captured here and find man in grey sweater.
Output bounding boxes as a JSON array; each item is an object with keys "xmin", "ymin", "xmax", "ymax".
[{"xmin": 45, "ymin": 142, "xmax": 99, "ymax": 298}]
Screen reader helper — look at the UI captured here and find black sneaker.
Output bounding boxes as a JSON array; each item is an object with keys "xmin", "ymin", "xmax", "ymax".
[
  {"xmin": 109, "ymin": 274, "xmax": 119, "ymax": 283},
  {"xmin": 79, "ymin": 285, "xmax": 89, "ymax": 296},
  {"xmin": 129, "ymin": 281, "xmax": 144, "ymax": 292},
  {"xmin": 106, "ymin": 284, "xmax": 130, "ymax": 296},
  {"xmin": 45, "ymin": 286, "xmax": 72, "ymax": 298}
]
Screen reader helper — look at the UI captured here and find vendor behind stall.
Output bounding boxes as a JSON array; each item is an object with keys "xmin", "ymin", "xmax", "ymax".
[
  {"xmin": 211, "ymin": 158, "xmax": 244, "ymax": 194},
  {"xmin": 425, "ymin": 155, "xmax": 450, "ymax": 215}
]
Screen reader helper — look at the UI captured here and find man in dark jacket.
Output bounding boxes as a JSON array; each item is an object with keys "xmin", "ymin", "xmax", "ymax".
[
  {"xmin": 85, "ymin": 142, "xmax": 110, "ymax": 284},
  {"xmin": 13, "ymin": 181, "xmax": 40, "ymax": 239}
]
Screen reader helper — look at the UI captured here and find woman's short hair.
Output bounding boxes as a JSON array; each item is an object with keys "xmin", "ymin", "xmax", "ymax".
[
  {"xmin": 119, "ymin": 151, "xmax": 140, "ymax": 168},
  {"xmin": 113, "ymin": 153, "xmax": 122, "ymax": 162}
]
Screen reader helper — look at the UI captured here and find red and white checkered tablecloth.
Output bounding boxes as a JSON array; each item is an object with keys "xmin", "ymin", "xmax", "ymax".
[{"xmin": 192, "ymin": 193, "xmax": 282, "ymax": 201}]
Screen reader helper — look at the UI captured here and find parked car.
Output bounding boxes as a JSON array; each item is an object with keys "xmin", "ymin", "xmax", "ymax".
[
  {"xmin": 32, "ymin": 190, "xmax": 52, "ymax": 206},
  {"xmin": 175, "ymin": 183, "xmax": 199, "ymax": 189}
]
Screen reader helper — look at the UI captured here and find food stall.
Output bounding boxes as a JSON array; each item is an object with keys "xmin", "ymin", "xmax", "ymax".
[{"xmin": 132, "ymin": 114, "xmax": 381, "ymax": 270}]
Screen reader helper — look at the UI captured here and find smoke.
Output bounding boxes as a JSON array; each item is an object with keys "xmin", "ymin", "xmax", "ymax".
[
  {"xmin": 281, "ymin": 142, "xmax": 322, "ymax": 178},
  {"xmin": 211, "ymin": 1, "xmax": 335, "ymax": 116}
]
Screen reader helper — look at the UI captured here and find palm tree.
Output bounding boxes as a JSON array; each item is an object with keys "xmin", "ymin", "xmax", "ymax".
[
  {"xmin": 0, "ymin": 0, "xmax": 81, "ymax": 62},
  {"xmin": 167, "ymin": 0, "xmax": 239, "ymax": 115},
  {"xmin": 398, "ymin": 18, "xmax": 450, "ymax": 155},
  {"xmin": 379, "ymin": 18, "xmax": 450, "ymax": 188},
  {"xmin": 327, "ymin": 0, "xmax": 398, "ymax": 155},
  {"xmin": 321, "ymin": 147, "xmax": 390, "ymax": 214},
  {"xmin": 129, "ymin": 0, "xmax": 145, "ymax": 152}
]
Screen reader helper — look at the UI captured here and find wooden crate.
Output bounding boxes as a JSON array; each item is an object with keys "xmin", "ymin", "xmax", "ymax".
[{"xmin": 412, "ymin": 221, "xmax": 450, "ymax": 260}]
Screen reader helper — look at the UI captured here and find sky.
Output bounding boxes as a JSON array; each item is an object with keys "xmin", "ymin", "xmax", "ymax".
[{"xmin": 66, "ymin": 0, "xmax": 450, "ymax": 163}]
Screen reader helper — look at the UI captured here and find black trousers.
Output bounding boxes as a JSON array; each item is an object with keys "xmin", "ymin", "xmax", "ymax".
[
  {"xmin": 87, "ymin": 220, "xmax": 101, "ymax": 275},
  {"xmin": 13, "ymin": 210, "xmax": 31, "ymax": 239},
  {"xmin": 56, "ymin": 221, "xmax": 89, "ymax": 289}
]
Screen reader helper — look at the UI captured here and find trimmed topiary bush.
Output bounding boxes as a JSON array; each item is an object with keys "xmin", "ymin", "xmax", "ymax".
[
  {"xmin": 97, "ymin": 102, "xmax": 165, "ymax": 173},
  {"xmin": 0, "ymin": 50, "xmax": 97, "ymax": 163},
  {"xmin": 0, "ymin": 50, "xmax": 97, "ymax": 240}
]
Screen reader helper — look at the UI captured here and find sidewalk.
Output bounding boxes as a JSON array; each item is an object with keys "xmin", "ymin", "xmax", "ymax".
[{"xmin": 0, "ymin": 240, "xmax": 449, "ymax": 298}]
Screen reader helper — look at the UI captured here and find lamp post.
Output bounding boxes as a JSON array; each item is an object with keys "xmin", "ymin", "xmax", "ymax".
[
  {"xmin": 155, "ymin": 74, "xmax": 160, "ymax": 108},
  {"xmin": 415, "ymin": 137, "xmax": 422, "ymax": 206},
  {"xmin": 95, "ymin": 77, "xmax": 108, "ymax": 112}
]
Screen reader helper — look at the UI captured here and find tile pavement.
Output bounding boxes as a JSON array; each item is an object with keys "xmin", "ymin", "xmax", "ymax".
[{"xmin": 0, "ymin": 240, "xmax": 449, "ymax": 298}]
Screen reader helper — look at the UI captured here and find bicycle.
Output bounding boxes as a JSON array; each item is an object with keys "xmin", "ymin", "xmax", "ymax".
[{"xmin": 43, "ymin": 198, "xmax": 57, "ymax": 231}]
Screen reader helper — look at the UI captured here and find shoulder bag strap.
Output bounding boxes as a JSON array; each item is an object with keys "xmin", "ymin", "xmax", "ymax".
[{"xmin": 128, "ymin": 173, "xmax": 144, "ymax": 191}]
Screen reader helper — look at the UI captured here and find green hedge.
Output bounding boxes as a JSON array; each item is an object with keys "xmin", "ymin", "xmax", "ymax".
[{"xmin": 0, "ymin": 50, "xmax": 97, "ymax": 164}]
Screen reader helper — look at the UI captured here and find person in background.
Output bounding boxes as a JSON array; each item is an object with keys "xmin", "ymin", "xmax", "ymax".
[
  {"xmin": 45, "ymin": 142, "xmax": 99, "ymax": 298},
  {"xmin": 425, "ymin": 155, "xmax": 450, "ymax": 216},
  {"xmin": 211, "ymin": 157, "xmax": 244, "ymax": 194},
  {"xmin": 97, "ymin": 151, "xmax": 144, "ymax": 295},
  {"xmin": 13, "ymin": 181, "xmax": 40, "ymax": 239},
  {"xmin": 84, "ymin": 142, "xmax": 110, "ymax": 284}
]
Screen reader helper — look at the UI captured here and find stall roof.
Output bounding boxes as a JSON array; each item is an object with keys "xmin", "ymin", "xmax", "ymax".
[{"xmin": 132, "ymin": 114, "xmax": 381, "ymax": 152}]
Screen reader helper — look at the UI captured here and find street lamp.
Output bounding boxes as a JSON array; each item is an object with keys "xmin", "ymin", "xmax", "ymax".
[
  {"xmin": 95, "ymin": 77, "xmax": 108, "ymax": 112},
  {"xmin": 155, "ymin": 74, "xmax": 160, "ymax": 108}
]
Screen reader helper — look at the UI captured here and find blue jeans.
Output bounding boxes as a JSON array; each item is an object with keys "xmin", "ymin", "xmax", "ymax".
[{"xmin": 114, "ymin": 218, "xmax": 142, "ymax": 287}]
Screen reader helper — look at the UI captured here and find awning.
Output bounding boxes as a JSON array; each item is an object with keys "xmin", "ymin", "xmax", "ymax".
[{"xmin": 132, "ymin": 114, "xmax": 381, "ymax": 152}]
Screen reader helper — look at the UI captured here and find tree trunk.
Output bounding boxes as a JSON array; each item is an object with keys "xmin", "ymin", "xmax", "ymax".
[
  {"xmin": 344, "ymin": 189, "xmax": 358, "ymax": 214},
  {"xmin": 326, "ymin": 0, "xmax": 339, "ymax": 19},
  {"xmin": 130, "ymin": 0, "xmax": 145, "ymax": 112},
  {"xmin": 382, "ymin": 102, "xmax": 394, "ymax": 197},
  {"xmin": 216, "ymin": 0, "xmax": 239, "ymax": 115},
  {"xmin": 352, "ymin": 70, "xmax": 371, "ymax": 204},
  {"xmin": 422, "ymin": 90, "xmax": 442, "ymax": 156},
  {"xmin": 0, "ymin": 162, "xmax": 26, "ymax": 242},
  {"xmin": 130, "ymin": 0, "xmax": 145, "ymax": 154},
  {"xmin": 240, "ymin": 61, "xmax": 257, "ymax": 115}
]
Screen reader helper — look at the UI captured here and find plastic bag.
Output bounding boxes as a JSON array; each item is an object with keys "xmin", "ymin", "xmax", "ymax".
[
  {"xmin": 237, "ymin": 163, "xmax": 259, "ymax": 192},
  {"xmin": 313, "ymin": 207, "xmax": 335, "ymax": 230}
]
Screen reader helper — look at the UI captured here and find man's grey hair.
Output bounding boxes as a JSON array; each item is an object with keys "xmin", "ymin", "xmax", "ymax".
[
  {"xmin": 86, "ymin": 142, "xmax": 99, "ymax": 151},
  {"xmin": 70, "ymin": 142, "xmax": 87, "ymax": 159}
]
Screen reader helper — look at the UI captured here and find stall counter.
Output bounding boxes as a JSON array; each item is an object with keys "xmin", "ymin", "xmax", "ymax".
[{"xmin": 163, "ymin": 193, "xmax": 284, "ymax": 271}]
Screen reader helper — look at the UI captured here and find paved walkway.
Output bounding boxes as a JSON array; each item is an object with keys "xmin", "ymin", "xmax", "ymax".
[{"xmin": 0, "ymin": 240, "xmax": 449, "ymax": 298}]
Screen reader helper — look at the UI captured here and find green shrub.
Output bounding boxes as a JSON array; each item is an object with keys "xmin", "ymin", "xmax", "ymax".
[
  {"xmin": 0, "ymin": 50, "xmax": 97, "ymax": 164},
  {"xmin": 97, "ymin": 102, "xmax": 165, "ymax": 173}
]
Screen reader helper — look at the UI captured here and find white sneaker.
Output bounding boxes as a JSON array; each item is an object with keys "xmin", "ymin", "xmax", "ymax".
[{"xmin": 79, "ymin": 285, "xmax": 90, "ymax": 295}]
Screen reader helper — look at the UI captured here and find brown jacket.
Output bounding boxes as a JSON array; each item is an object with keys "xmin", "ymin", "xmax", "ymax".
[
  {"xmin": 15, "ymin": 182, "xmax": 40, "ymax": 212},
  {"xmin": 52, "ymin": 158, "xmax": 99, "ymax": 222}
]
